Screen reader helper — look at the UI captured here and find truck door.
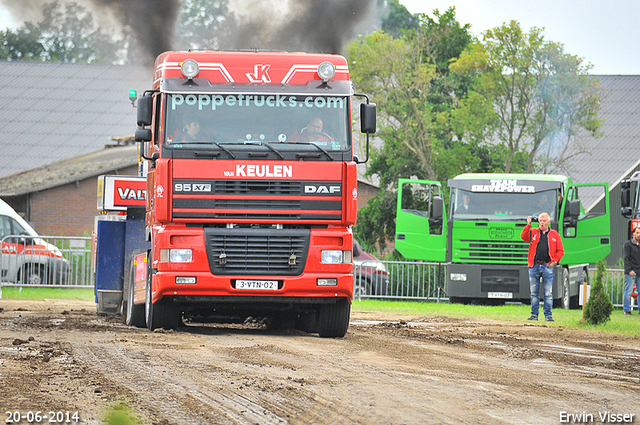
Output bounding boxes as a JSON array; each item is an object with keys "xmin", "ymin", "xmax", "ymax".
[
  {"xmin": 395, "ymin": 179, "xmax": 447, "ymax": 262},
  {"xmin": 560, "ymin": 183, "xmax": 611, "ymax": 264}
]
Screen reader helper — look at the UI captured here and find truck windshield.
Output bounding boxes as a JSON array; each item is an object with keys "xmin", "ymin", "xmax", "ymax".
[
  {"xmin": 164, "ymin": 93, "xmax": 350, "ymax": 150},
  {"xmin": 451, "ymin": 188, "xmax": 559, "ymax": 222}
]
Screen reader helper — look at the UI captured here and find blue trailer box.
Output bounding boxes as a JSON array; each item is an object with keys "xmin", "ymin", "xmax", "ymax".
[{"xmin": 95, "ymin": 219, "xmax": 126, "ymax": 313}]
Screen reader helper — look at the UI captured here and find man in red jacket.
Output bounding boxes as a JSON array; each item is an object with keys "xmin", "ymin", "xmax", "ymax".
[{"xmin": 520, "ymin": 213, "xmax": 564, "ymax": 322}]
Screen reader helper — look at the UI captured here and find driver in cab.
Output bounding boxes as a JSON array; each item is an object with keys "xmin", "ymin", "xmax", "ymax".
[{"xmin": 290, "ymin": 117, "xmax": 334, "ymax": 147}]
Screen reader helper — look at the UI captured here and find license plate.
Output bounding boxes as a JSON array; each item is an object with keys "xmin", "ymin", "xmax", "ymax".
[
  {"xmin": 488, "ymin": 292, "xmax": 513, "ymax": 299},
  {"xmin": 235, "ymin": 280, "xmax": 278, "ymax": 290}
]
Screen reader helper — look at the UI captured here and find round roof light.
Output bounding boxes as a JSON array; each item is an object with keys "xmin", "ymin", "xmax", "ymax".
[
  {"xmin": 317, "ymin": 61, "xmax": 336, "ymax": 82},
  {"xmin": 181, "ymin": 59, "xmax": 199, "ymax": 79}
]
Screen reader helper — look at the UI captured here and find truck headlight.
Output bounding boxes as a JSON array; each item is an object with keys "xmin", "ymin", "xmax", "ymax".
[
  {"xmin": 160, "ymin": 248, "xmax": 193, "ymax": 263},
  {"xmin": 321, "ymin": 250, "xmax": 349, "ymax": 264},
  {"xmin": 317, "ymin": 61, "xmax": 335, "ymax": 82},
  {"xmin": 181, "ymin": 59, "xmax": 199, "ymax": 79}
]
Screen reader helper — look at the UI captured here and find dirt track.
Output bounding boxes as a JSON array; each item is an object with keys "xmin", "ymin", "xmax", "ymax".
[{"xmin": 1, "ymin": 299, "xmax": 639, "ymax": 425}]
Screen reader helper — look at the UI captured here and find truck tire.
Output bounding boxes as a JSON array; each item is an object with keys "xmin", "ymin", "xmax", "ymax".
[
  {"xmin": 125, "ymin": 265, "xmax": 145, "ymax": 328},
  {"xmin": 318, "ymin": 299, "xmax": 350, "ymax": 338},
  {"xmin": 145, "ymin": 251, "xmax": 180, "ymax": 331}
]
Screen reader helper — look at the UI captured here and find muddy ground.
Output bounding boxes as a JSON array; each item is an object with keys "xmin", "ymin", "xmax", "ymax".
[{"xmin": 0, "ymin": 299, "xmax": 638, "ymax": 425}]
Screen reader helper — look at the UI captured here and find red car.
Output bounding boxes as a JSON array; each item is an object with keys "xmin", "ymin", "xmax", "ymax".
[{"xmin": 353, "ymin": 239, "xmax": 390, "ymax": 298}]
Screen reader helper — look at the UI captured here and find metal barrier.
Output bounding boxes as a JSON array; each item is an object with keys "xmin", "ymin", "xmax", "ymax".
[
  {"xmin": 355, "ymin": 260, "xmax": 631, "ymax": 309},
  {"xmin": 1, "ymin": 235, "xmax": 93, "ymax": 288},
  {"xmin": 354, "ymin": 260, "xmax": 446, "ymax": 302},
  {"xmin": 594, "ymin": 267, "xmax": 634, "ymax": 309}
]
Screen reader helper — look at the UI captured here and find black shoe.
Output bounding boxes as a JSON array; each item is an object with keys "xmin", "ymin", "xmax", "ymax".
[
  {"xmin": 545, "ymin": 317, "xmax": 554, "ymax": 322},
  {"xmin": 527, "ymin": 316, "xmax": 538, "ymax": 321},
  {"xmin": 624, "ymin": 311, "xmax": 632, "ymax": 315}
]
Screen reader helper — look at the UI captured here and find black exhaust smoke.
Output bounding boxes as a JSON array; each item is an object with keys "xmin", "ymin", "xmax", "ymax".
[{"xmin": 0, "ymin": 0, "xmax": 377, "ymax": 64}]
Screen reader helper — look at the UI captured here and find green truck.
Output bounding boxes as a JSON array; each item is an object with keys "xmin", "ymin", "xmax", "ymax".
[{"xmin": 395, "ymin": 174, "xmax": 611, "ymax": 307}]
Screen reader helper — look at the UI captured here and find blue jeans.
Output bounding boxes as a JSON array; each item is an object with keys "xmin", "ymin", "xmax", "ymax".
[
  {"xmin": 529, "ymin": 264, "xmax": 554, "ymax": 318},
  {"xmin": 623, "ymin": 273, "xmax": 639, "ymax": 312}
]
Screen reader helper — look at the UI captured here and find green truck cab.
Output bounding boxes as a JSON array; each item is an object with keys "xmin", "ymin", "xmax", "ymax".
[{"xmin": 395, "ymin": 174, "xmax": 611, "ymax": 307}]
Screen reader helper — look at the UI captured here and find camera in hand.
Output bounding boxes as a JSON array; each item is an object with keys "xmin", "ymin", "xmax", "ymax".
[{"xmin": 531, "ymin": 216, "xmax": 539, "ymax": 223}]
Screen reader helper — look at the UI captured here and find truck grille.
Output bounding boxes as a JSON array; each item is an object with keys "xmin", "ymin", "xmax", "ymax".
[
  {"xmin": 214, "ymin": 180, "xmax": 302, "ymax": 195},
  {"xmin": 172, "ymin": 179, "xmax": 343, "ymax": 221},
  {"xmin": 460, "ymin": 240, "xmax": 529, "ymax": 263},
  {"xmin": 205, "ymin": 228, "xmax": 309, "ymax": 276}
]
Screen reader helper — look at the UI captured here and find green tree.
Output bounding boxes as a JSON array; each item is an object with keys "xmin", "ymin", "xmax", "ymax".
[
  {"xmin": 39, "ymin": 1, "xmax": 117, "ymax": 63},
  {"xmin": 178, "ymin": 0, "xmax": 234, "ymax": 50},
  {"xmin": 348, "ymin": 8, "xmax": 479, "ymax": 251},
  {"xmin": 0, "ymin": 23, "xmax": 44, "ymax": 61},
  {"xmin": 380, "ymin": 0, "xmax": 419, "ymax": 38},
  {"xmin": 583, "ymin": 260, "xmax": 614, "ymax": 325},
  {"xmin": 0, "ymin": 1, "xmax": 119, "ymax": 63},
  {"xmin": 450, "ymin": 21, "xmax": 601, "ymax": 173}
]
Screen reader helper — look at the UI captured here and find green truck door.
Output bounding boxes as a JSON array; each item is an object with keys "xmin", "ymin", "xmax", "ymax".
[
  {"xmin": 395, "ymin": 179, "xmax": 447, "ymax": 262},
  {"xmin": 560, "ymin": 183, "xmax": 611, "ymax": 265}
]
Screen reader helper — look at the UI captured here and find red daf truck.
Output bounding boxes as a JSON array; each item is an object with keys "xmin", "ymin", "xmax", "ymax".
[{"xmin": 112, "ymin": 50, "xmax": 375, "ymax": 337}]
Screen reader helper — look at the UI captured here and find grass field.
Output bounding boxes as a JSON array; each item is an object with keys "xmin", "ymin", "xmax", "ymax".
[
  {"xmin": 1, "ymin": 287, "xmax": 638, "ymax": 336},
  {"xmin": 352, "ymin": 299, "xmax": 640, "ymax": 336},
  {"xmin": 0, "ymin": 286, "xmax": 95, "ymax": 301}
]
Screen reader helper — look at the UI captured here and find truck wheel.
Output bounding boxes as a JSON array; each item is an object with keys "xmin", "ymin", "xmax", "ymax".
[
  {"xmin": 318, "ymin": 299, "xmax": 350, "ymax": 338},
  {"xmin": 561, "ymin": 268, "xmax": 570, "ymax": 310},
  {"xmin": 125, "ymin": 266, "xmax": 145, "ymax": 328},
  {"xmin": 145, "ymin": 252, "xmax": 180, "ymax": 331}
]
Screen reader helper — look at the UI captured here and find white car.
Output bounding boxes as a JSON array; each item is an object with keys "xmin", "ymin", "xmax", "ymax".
[{"xmin": 0, "ymin": 198, "xmax": 70, "ymax": 285}]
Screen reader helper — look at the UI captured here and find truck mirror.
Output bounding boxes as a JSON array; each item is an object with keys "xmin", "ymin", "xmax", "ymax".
[
  {"xmin": 360, "ymin": 103, "xmax": 376, "ymax": 134},
  {"xmin": 568, "ymin": 199, "xmax": 580, "ymax": 217},
  {"xmin": 137, "ymin": 95, "xmax": 153, "ymax": 127},
  {"xmin": 431, "ymin": 196, "xmax": 444, "ymax": 219},
  {"xmin": 135, "ymin": 128, "xmax": 152, "ymax": 142},
  {"xmin": 622, "ymin": 207, "xmax": 633, "ymax": 219},
  {"xmin": 621, "ymin": 187, "xmax": 631, "ymax": 209}
]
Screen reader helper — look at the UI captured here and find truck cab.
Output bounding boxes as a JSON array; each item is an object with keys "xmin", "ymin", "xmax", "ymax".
[{"xmin": 124, "ymin": 50, "xmax": 375, "ymax": 337}]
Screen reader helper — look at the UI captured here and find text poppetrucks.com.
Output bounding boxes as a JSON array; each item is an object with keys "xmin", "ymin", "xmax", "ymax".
[{"xmin": 560, "ymin": 411, "xmax": 635, "ymax": 423}]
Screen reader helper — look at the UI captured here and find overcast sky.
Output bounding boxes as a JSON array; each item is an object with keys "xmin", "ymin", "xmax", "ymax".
[
  {"xmin": 0, "ymin": 0, "xmax": 637, "ymax": 75},
  {"xmin": 401, "ymin": 0, "xmax": 639, "ymax": 75}
]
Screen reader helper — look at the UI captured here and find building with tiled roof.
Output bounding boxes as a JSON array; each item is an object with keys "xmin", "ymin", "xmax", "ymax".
[{"xmin": 0, "ymin": 61, "xmax": 150, "ymax": 179}]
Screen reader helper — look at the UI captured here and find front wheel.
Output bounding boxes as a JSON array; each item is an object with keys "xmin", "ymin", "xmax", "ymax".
[
  {"xmin": 318, "ymin": 299, "xmax": 350, "ymax": 338},
  {"xmin": 145, "ymin": 251, "xmax": 180, "ymax": 331},
  {"xmin": 125, "ymin": 263, "xmax": 145, "ymax": 328}
]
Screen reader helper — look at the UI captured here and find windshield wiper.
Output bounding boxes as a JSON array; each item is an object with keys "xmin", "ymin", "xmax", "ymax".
[
  {"xmin": 235, "ymin": 140, "xmax": 285, "ymax": 159},
  {"xmin": 262, "ymin": 142, "xmax": 284, "ymax": 159},
  {"xmin": 210, "ymin": 141, "xmax": 235, "ymax": 158}
]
